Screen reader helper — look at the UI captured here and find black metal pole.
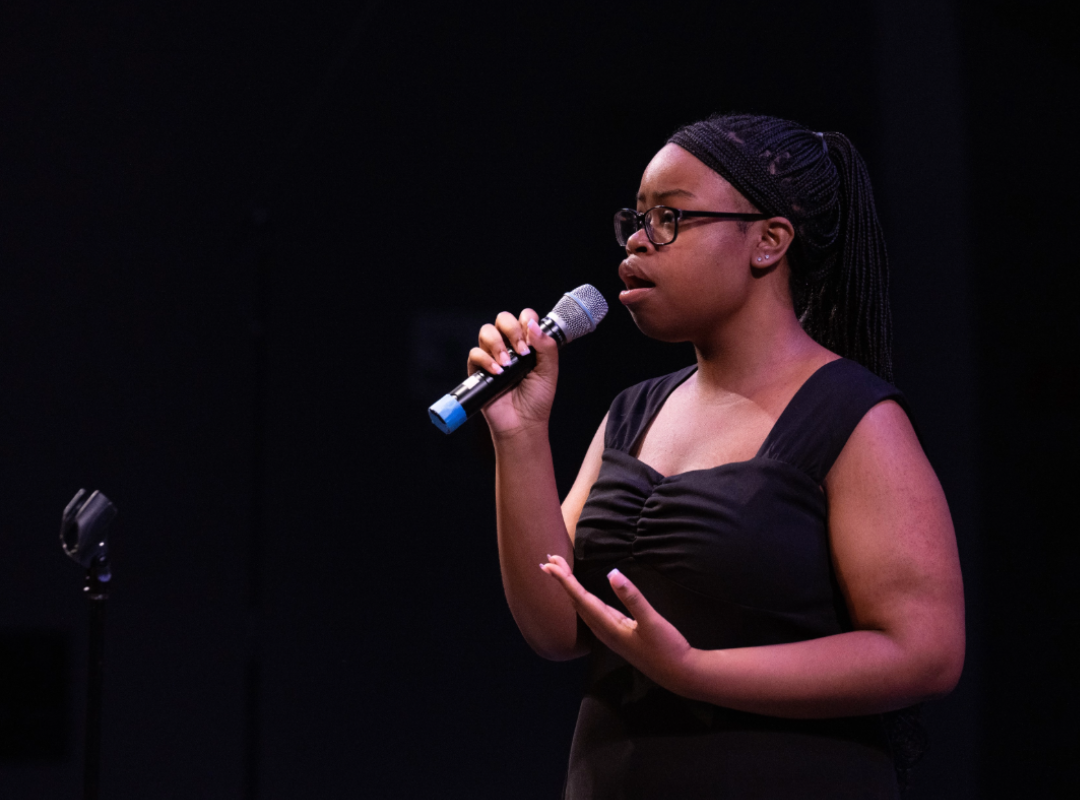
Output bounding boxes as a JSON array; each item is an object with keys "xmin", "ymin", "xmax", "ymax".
[{"xmin": 83, "ymin": 563, "xmax": 110, "ymax": 800}]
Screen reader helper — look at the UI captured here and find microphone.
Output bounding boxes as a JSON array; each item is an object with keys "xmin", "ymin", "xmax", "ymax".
[{"xmin": 428, "ymin": 284, "xmax": 608, "ymax": 434}]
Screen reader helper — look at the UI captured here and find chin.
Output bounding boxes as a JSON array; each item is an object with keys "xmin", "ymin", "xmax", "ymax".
[{"xmin": 628, "ymin": 310, "xmax": 693, "ymax": 344}]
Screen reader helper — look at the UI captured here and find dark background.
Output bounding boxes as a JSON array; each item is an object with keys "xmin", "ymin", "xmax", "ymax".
[{"xmin": 1, "ymin": 1, "xmax": 1075, "ymax": 797}]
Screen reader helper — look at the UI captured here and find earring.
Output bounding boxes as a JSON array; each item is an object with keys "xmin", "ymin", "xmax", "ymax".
[
  {"xmin": 756, "ymin": 257, "xmax": 762, "ymax": 262},
  {"xmin": 764, "ymin": 254, "xmax": 771, "ymax": 260}
]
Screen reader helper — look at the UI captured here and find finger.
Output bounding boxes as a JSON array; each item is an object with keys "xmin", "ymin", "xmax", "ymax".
[
  {"xmin": 541, "ymin": 558, "xmax": 638, "ymax": 631},
  {"xmin": 467, "ymin": 346, "xmax": 505, "ymax": 376},
  {"xmin": 556, "ymin": 573, "xmax": 634, "ymax": 632},
  {"xmin": 539, "ymin": 558, "xmax": 594, "ymax": 607},
  {"xmin": 477, "ymin": 322, "xmax": 514, "ymax": 368},
  {"xmin": 545, "ymin": 553, "xmax": 572, "ymax": 573},
  {"xmin": 538, "ymin": 556, "xmax": 584, "ymax": 598},
  {"xmin": 525, "ymin": 318, "xmax": 557, "ymax": 355},
  {"xmin": 518, "ymin": 308, "xmax": 541, "ymax": 331},
  {"xmin": 496, "ymin": 310, "xmax": 530, "ymax": 356},
  {"xmin": 594, "ymin": 595, "xmax": 639, "ymax": 630},
  {"xmin": 607, "ymin": 569, "xmax": 658, "ymax": 625}
]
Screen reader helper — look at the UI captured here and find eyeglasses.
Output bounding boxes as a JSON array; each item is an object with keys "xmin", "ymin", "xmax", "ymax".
[{"xmin": 614, "ymin": 205, "xmax": 769, "ymax": 247}]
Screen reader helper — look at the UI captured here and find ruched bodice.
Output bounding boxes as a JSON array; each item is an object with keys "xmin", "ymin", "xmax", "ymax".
[
  {"xmin": 564, "ymin": 359, "xmax": 910, "ymax": 799},
  {"xmin": 576, "ymin": 451, "xmax": 841, "ymax": 649}
]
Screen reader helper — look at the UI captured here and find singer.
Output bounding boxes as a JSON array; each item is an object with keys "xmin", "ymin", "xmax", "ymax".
[{"xmin": 469, "ymin": 114, "xmax": 964, "ymax": 798}]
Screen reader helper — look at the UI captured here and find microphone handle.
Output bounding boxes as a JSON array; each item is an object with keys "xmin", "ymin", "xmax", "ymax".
[{"xmin": 428, "ymin": 316, "xmax": 565, "ymax": 434}]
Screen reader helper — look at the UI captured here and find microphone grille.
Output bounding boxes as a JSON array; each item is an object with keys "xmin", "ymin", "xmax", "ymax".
[{"xmin": 549, "ymin": 284, "xmax": 609, "ymax": 343}]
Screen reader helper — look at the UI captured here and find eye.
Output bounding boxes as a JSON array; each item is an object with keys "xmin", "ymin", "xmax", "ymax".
[{"xmin": 649, "ymin": 208, "xmax": 678, "ymax": 235}]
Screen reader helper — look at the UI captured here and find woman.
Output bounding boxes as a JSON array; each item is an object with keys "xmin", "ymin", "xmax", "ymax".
[{"xmin": 469, "ymin": 114, "xmax": 965, "ymax": 798}]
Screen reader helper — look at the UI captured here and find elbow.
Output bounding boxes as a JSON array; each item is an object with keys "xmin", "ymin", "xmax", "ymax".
[
  {"xmin": 529, "ymin": 641, "xmax": 587, "ymax": 662},
  {"xmin": 912, "ymin": 638, "xmax": 965, "ymax": 701},
  {"xmin": 931, "ymin": 645, "xmax": 965, "ymax": 698},
  {"xmin": 534, "ymin": 645, "xmax": 586, "ymax": 662},
  {"xmin": 523, "ymin": 631, "xmax": 588, "ymax": 662}
]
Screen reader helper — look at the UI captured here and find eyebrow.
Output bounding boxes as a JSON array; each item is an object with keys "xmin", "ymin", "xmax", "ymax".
[{"xmin": 637, "ymin": 188, "xmax": 697, "ymax": 203}]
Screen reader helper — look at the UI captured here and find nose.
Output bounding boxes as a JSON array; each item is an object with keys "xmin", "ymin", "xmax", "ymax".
[{"xmin": 625, "ymin": 223, "xmax": 654, "ymax": 255}]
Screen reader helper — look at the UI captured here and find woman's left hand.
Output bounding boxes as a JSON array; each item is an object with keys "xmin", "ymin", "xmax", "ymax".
[{"xmin": 540, "ymin": 555, "xmax": 695, "ymax": 691}]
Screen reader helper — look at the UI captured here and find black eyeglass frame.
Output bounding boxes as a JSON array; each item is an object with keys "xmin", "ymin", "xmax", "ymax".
[{"xmin": 615, "ymin": 205, "xmax": 770, "ymax": 247}]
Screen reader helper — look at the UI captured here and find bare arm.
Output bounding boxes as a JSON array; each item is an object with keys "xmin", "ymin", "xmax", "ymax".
[
  {"xmin": 473, "ymin": 310, "xmax": 604, "ymax": 661},
  {"xmin": 542, "ymin": 400, "xmax": 966, "ymax": 716}
]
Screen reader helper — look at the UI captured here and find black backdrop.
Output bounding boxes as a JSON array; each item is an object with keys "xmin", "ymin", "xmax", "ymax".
[{"xmin": 1, "ymin": 1, "xmax": 1075, "ymax": 797}]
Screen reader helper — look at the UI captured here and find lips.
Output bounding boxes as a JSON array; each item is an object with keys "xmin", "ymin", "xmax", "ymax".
[
  {"xmin": 618, "ymin": 260, "xmax": 656, "ymax": 305},
  {"xmin": 618, "ymin": 260, "xmax": 655, "ymax": 289},
  {"xmin": 622, "ymin": 273, "xmax": 655, "ymax": 289}
]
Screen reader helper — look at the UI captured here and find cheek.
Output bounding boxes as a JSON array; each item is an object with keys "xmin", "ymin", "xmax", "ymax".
[
  {"xmin": 674, "ymin": 253, "xmax": 749, "ymax": 311},
  {"xmin": 629, "ymin": 268, "xmax": 745, "ymax": 342}
]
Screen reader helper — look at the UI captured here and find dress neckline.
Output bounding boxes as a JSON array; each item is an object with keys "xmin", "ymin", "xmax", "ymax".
[{"xmin": 625, "ymin": 358, "xmax": 846, "ymax": 479}]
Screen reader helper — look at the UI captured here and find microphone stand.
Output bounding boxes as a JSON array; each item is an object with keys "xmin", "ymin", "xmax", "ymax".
[{"xmin": 61, "ymin": 490, "xmax": 118, "ymax": 800}]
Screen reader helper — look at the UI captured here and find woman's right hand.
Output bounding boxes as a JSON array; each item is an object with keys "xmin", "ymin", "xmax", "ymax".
[{"xmin": 468, "ymin": 308, "xmax": 560, "ymax": 436}]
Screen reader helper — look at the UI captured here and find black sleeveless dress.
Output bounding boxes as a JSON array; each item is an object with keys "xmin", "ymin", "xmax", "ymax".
[{"xmin": 566, "ymin": 359, "xmax": 907, "ymax": 799}]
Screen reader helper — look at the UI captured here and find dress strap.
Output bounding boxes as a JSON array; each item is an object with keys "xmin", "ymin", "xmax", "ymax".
[
  {"xmin": 604, "ymin": 366, "xmax": 697, "ymax": 453},
  {"xmin": 757, "ymin": 359, "xmax": 911, "ymax": 484}
]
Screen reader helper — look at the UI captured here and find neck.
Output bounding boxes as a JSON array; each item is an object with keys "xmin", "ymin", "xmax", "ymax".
[{"xmin": 691, "ymin": 298, "xmax": 827, "ymax": 399}]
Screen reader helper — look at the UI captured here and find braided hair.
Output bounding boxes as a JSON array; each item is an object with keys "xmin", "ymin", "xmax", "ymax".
[{"xmin": 669, "ymin": 114, "xmax": 894, "ymax": 383}]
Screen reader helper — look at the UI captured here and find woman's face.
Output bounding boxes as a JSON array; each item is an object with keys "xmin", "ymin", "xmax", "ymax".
[{"xmin": 619, "ymin": 143, "xmax": 761, "ymax": 343}]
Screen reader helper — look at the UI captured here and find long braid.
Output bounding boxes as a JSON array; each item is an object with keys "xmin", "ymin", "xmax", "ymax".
[
  {"xmin": 820, "ymin": 131, "xmax": 893, "ymax": 382},
  {"xmin": 669, "ymin": 115, "xmax": 894, "ymax": 382}
]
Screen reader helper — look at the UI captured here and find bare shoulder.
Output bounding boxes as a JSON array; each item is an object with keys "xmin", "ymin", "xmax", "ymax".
[
  {"xmin": 825, "ymin": 398, "xmax": 953, "ymax": 564},
  {"xmin": 827, "ymin": 399, "xmax": 927, "ymax": 491}
]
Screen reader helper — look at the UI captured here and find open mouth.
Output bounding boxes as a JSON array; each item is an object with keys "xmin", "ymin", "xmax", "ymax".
[
  {"xmin": 618, "ymin": 275, "xmax": 656, "ymax": 306},
  {"xmin": 622, "ymin": 274, "xmax": 656, "ymax": 290}
]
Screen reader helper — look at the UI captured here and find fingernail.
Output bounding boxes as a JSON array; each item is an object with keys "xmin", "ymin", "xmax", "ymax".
[
  {"xmin": 499, "ymin": 352, "xmax": 512, "ymax": 366},
  {"xmin": 607, "ymin": 568, "xmax": 625, "ymax": 586},
  {"xmin": 517, "ymin": 342, "xmax": 530, "ymax": 356},
  {"xmin": 546, "ymin": 554, "xmax": 553, "ymax": 560},
  {"xmin": 490, "ymin": 362, "xmax": 504, "ymax": 374}
]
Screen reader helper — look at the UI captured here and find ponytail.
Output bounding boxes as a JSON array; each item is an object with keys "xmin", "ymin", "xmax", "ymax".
[{"xmin": 806, "ymin": 131, "xmax": 893, "ymax": 382}]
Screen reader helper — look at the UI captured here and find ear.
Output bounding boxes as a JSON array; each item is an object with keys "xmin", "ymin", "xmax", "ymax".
[{"xmin": 752, "ymin": 217, "xmax": 796, "ymax": 267}]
